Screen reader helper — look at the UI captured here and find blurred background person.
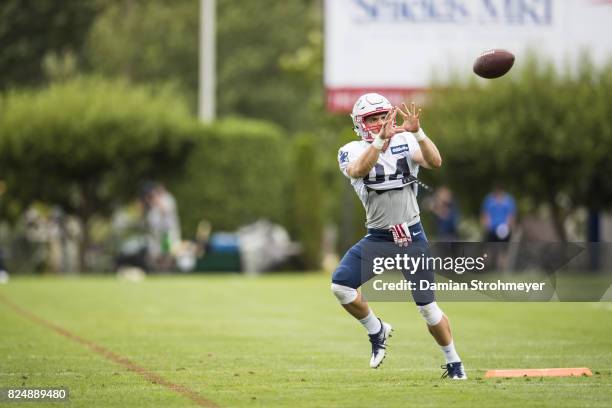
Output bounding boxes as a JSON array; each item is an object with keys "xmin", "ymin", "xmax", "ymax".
[
  {"xmin": 481, "ymin": 185, "xmax": 517, "ymax": 271},
  {"xmin": 430, "ymin": 186, "xmax": 460, "ymax": 242},
  {"xmin": 481, "ymin": 185, "xmax": 516, "ymax": 242},
  {"xmin": 0, "ymin": 248, "xmax": 8, "ymax": 283},
  {"xmin": 142, "ymin": 182, "xmax": 182, "ymax": 271},
  {"xmin": 0, "ymin": 180, "xmax": 7, "ymax": 281}
]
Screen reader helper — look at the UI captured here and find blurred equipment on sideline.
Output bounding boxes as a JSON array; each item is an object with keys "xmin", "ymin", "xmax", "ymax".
[{"xmin": 238, "ymin": 220, "xmax": 300, "ymax": 275}]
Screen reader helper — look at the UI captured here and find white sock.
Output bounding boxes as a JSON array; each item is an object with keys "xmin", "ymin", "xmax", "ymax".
[
  {"xmin": 440, "ymin": 341, "xmax": 461, "ymax": 364},
  {"xmin": 359, "ymin": 310, "xmax": 382, "ymax": 335}
]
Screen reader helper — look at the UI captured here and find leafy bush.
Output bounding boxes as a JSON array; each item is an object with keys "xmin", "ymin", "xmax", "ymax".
[
  {"xmin": 287, "ymin": 134, "xmax": 323, "ymax": 269},
  {"xmin": 171, "ymin": 118, "xmax": 289, "ymax": 237},
  {"xmin": 0, "ymin": 76, "xmax": 197, "ymax": 269},
  {"xmin": 425, "ymin": 55, "xmax": 612, "ymax": 239}
]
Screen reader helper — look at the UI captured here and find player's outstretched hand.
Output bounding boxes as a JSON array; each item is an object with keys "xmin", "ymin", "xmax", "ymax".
[
  {"xmin": 397, "ymin": 102, "xmax": 421, "ymax": 133},
  {"xmin": 375, "ymin": 108, "xmax": 403, "ymax": 140}
]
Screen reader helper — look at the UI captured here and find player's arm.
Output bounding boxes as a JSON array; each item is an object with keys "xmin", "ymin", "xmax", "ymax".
[
  {"xmin": 346, "ymin": 109, "xmax": 402, "ymax": 178},
  {"xmin": 412, "ymin": 137, "xmax": 442, "ymax": 169},
  {"xmin": 397, "ymin": 102, "xmax": 442, "ymax": 169},
  {"xmin": 345, "ymin": 144, "xmax": 382, "ymax": 178}
]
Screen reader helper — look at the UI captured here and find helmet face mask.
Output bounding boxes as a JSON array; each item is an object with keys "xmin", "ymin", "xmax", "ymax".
[
  {"xmin": 351, "ymin": 93, "xmax": 393, "ymax": 142},
  {"xmin": 361, "ymin": 112, "xmax": 388, "ymax": 137}
]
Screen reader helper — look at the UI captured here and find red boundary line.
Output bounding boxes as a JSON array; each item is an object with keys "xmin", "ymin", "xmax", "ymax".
[{"xmin": 0, "ymin": 294, "xmax": 218, "ymax": 408}]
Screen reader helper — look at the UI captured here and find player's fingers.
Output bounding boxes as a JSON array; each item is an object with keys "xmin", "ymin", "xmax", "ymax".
[
  {"xmin": 416, "ymin": 108, "xmax": 422, "ymax": 119},
  {"xmin": 384, "ymin": 108, "xmax": 396, "ymax": 123},
  {"xmin": 381, "ymin": 120, "xmax": 391, "ymax": 133},
  {"xmin": 411, "ymin": 101, "xmax": 416, "ymax": 116}
]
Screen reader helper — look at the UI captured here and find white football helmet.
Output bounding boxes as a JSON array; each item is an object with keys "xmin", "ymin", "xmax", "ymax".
[{"xmin": 350, "ymin": 93, "xmax": 393, "ymax": 142}]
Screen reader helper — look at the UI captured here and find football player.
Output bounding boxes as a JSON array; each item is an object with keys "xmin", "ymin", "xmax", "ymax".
[{"xmin": 332, "ymin": 93, "xmax": 466, "ymax": 379}]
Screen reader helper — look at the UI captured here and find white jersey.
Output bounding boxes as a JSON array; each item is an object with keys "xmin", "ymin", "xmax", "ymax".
[{"xmin": 338, "ymin": 132, "xmax": 422, "ymax": 228}]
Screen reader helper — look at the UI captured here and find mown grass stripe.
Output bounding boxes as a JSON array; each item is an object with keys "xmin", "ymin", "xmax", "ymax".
[{"xmin": 0, "ymin": 294, "xmax": 218, "ymax": 408}]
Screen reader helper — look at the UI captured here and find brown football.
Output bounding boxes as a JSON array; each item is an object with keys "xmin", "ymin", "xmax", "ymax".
[{"xmin": 473, "ymin": 49, "xmax": 515, "ymax": 79}]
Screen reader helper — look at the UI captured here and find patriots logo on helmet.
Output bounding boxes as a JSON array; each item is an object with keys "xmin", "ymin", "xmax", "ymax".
[{"xmin": 339, "ymin": 150, "xmax": 349, "ymax": 164}]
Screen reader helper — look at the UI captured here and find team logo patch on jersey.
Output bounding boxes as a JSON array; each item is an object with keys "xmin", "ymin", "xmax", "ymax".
[
  {"xmin": 391, "ymin": 144, "xmax": 409, "ymax": 154},
  {"xmin": 339, "ymin": 150, "xmax": 349, "ymax": 163}
]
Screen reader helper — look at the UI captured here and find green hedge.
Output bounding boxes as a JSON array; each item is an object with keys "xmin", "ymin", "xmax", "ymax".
[
  {"xmin": 287, "ymin": 134, "xmax": 323, "ymax": 269},
  {"xmin": 171, "ymin": 118, "xmax": 289, "ymax": 238},
  {"xmin": 0, "ymin": 76, "xmax": 198, "ymax": 270},
  {"xmin": 0, "ymin": 76, "xmax": 196, "ymax": 220},
  {"xmin": 426, "ymin": 56, "xmax": 612, "ymax": 216}
]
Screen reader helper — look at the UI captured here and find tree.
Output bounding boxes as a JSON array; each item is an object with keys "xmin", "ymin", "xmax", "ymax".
[
  {"xmin": 217, "ymin": 0, "xmax": 323, "ymax": 131},
  {"xmin": 86, "ymin": 0, "xmax": 324, "ymax": 132},
  {"xmin": 426, "ymin": 56, "xmax": 612, "ymax": 240},
  {"xmin": 86, "ymin": 0, "xmax": 199, "ymax": 107},
  {"xmin": 0, "ymin": 77, "xmax": 197, "ymax": 270},
  {"xmin": 0, "ymin": 0, "xmax": 99, "ymax": 90},
  {"xmin": 288, "ymin": 135, "xmax": 323, "ymax": 269},
  {"xmin": 170, "ymin": 118, "xmax": 289, "ymax": 238}
]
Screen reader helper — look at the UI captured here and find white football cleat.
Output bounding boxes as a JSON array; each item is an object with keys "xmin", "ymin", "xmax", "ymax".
[
  {"xmin": 441, "ymin": 362, "xmax": 468, "ymax": 380},
  {"xmin": 368, "ymin": 319, "xmax": 393, "ymax": 368}
]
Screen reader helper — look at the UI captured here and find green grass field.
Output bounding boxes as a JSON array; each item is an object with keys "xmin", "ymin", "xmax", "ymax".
[{"xmin": 1, "ymin": 273, "xmax": 611, "ymax": 407}]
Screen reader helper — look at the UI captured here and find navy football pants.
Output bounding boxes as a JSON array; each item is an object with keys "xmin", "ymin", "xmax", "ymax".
[{"xmin": 332, "ymin": 222, "xmax": 435, "ymax": 305}]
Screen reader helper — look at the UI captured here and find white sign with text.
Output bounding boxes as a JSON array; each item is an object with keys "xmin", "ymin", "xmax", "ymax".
[{"xmin": 324, "ymin": 0, "xmax": 612, "ymax": 111}]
